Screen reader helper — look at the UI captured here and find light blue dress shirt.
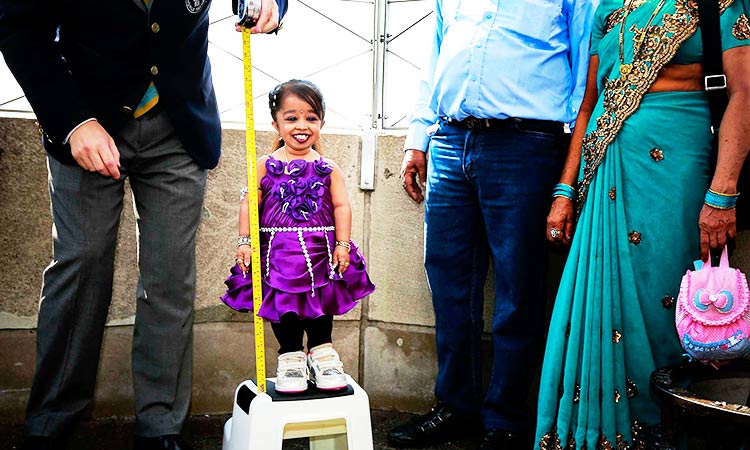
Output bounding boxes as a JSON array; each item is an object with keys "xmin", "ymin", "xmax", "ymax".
[{"xmin": 404, "ymin": 0, "xmax": 599, "ymax": 152}]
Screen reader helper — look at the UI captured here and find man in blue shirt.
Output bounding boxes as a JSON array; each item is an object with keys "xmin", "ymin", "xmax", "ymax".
[{"xmin": 388, "ymin": 0, "xmax": 597, "ymax": 448}]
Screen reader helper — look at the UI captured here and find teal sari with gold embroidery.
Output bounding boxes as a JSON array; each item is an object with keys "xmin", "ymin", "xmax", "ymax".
[{"xmin": 535, "ymin": 0, "xmax": 750, "ymax": 448}]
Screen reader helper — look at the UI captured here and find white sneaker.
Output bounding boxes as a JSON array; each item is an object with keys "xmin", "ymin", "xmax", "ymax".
[
  {"xmin": 307, "ymin": 343, "xmax": 347, "ymax": 390},
  {"xmin": 275, "ymin": 351, "xmax": 308, "ymax": 394}
]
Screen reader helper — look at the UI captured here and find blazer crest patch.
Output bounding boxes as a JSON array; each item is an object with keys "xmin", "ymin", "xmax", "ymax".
[{"xmin": 185, "ymin": 0, "xmax": 207, "ymax": 14}]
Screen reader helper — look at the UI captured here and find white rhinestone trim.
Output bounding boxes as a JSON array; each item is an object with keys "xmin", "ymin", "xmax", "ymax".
[
  {"xmin": 324, "ymin": 232, "xmax": 335, "ymax": 279},
  {"xmin": 260, "ymin": 226, "xmax": 335, "ymax": 233},
  {"xmin": 260, "ymin": 226, "xmax": 336, "ymax": 292},
  {"xmin": 297, "ymin": 230, "xmax": 315, "ymax": 297},
  {"xmin": 265, "ymin": 231, "xmax": 276, "ymax": 278}
]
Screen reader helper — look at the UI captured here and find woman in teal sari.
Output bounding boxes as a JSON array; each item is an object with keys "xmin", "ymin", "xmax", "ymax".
[{"xmin": 536, "ymin": 0, "xmax": 750, "ymax": 447}]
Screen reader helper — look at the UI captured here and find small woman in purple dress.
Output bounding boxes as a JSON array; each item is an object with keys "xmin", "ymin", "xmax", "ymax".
[{"xmin": 221, "ymin": 80, "xmax": 375, "ymax": 393}]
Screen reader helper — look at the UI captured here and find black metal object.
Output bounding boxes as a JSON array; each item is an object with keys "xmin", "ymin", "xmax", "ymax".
[{"xmin": 651, "ymin": 360, "xmax": 750, "ymax": 449}]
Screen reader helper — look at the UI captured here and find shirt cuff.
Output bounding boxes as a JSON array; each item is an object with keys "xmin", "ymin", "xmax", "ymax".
[
  {"xmin": 403, "ymin": 121, "xmax": 432, "ymax": 152},
  {"xmin": 63, "ymin": 118, "xmax": 97, "ymax": 145}
]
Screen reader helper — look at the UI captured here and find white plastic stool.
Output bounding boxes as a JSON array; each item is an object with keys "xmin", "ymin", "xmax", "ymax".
[{"xmin": 222, "ymin": 374, "xmax": 374, "ymax": 450}]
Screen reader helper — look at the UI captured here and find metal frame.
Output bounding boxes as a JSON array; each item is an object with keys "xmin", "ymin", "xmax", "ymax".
[{"xmin": 0, "ymin": 0, "xmax": 433, "ymax": 131}]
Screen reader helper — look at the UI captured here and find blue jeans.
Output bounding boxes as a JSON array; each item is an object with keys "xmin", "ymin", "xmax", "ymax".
[{"xmin": 425, "ymin": 121, "xmax": 565, "ymax": 433}]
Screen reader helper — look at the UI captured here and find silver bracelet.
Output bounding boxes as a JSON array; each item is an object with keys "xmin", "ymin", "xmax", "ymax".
[
  {"xmin": 237, "ymin": 235, "xmax": 251, "ymax": 247},
  {"xmin": 335, "ymin": 240, "xmax": 351, "ymax": 251}
]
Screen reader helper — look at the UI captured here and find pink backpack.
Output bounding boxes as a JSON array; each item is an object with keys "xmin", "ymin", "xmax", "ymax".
[{"xmin": 676, "ymin": 246, "xmax": 750, "ymax": 363}]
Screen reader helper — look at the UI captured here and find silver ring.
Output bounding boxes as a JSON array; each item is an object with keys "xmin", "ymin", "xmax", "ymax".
[{"xmin": 550, "ymin": 227, "xmax": 560, "ymax": 239}]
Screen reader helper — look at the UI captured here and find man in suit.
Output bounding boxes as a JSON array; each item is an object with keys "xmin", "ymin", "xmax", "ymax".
[{"xmin": 0, "ymin": 1, "xmax": 286, "ymax": 448}]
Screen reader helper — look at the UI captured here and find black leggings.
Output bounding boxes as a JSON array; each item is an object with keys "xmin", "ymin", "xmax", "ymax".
[{"xmin": 271, "ymin": 313, "xmax": 333, "ymax": 354}]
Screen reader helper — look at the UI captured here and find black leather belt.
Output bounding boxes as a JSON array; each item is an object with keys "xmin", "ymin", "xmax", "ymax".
[{"xmin": 445, "ymin": 117, "xmax": 565, "ymax": 135}]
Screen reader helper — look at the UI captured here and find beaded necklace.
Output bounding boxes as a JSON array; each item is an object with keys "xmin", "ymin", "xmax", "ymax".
[{"xmin": 618, "ymin": 0, "xmax": 668, "ymax": 76}]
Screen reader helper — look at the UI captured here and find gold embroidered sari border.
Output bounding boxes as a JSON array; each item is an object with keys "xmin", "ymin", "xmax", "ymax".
[
  {"xmin": 538, "ymin": 420, "xmax": 648, "ymax": 449},
  {"xmin": 575, "ymin": 0, "xmax": 735, "ymax": 214}
]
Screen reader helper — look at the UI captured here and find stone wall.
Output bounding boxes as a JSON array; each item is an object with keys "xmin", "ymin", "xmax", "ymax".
[{"xmin": 3, "ymin": 117, "xmax": 747, "ymax": 425}]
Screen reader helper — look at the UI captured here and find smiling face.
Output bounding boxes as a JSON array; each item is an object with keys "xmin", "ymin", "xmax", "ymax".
[{"xmin": 272, "ymin": 94, "xmax": 324, "ymax": 155}]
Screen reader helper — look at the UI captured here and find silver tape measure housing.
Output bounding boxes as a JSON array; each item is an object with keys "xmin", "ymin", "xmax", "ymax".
[{"xmin": 238, "ymin": 0, "xmax": 261, "ymax": 28}]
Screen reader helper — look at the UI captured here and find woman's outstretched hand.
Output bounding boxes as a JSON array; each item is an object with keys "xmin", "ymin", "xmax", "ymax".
[
  {"xmin": 699, "ymin": 205, "xmax": 737, "ymax": 261},
  {"xmin": 547, "ymin": 197, "xmax": 575, "ymax": 247}
]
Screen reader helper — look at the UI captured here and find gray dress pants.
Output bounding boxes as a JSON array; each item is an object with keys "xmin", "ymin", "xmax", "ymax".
[{"xmin": 26, "ymin": 107, "xmax": 208, "ymax": 438}]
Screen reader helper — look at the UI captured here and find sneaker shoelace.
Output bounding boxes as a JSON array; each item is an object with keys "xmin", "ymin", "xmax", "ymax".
[
  {"xmin": 311, "ymin": 347, "xmax": 344, "ymax": 375},
  {"xmin": 279, "ymin": 353, "xmax": 307, "ymax": 378}
]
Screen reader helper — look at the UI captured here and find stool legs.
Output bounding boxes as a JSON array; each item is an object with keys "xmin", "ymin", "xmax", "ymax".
[{"xmin": 345, "ymin": 389, "xmax": 374, "ymax": 450}]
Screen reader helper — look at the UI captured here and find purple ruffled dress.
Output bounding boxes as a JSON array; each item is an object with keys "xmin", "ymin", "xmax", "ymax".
[{"xmin": 221, "ymin": 156, "xmax": 376, "ymax": 322}]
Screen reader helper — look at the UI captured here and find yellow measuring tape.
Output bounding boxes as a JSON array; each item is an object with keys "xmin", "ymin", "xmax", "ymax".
[{"xmin": 242, "ymin": 28, "xmax": 266, "ymax": 393}]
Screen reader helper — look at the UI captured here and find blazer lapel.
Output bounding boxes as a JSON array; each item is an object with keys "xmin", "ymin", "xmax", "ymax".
[{"xmin": 131, "ymin": 0, "xmax": 147, "ymax": 13}]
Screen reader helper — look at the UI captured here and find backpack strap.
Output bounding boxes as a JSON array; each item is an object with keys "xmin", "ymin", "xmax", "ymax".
[
  {"xmin": 720, "ymin": 244, "xmax": 730, "ymax": 268},
  {"xmin": 696, "ymin": 0, "xmax": 728, "ymax": 133},
  {"xmin": 695, "ymin": 0, "xmax": 750, "ymax": 230}
]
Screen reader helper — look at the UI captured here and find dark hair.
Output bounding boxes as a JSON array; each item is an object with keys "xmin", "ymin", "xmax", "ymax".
[{"xmin": 268, "ymin": 80, "xmax": 326, "ymax": 152}]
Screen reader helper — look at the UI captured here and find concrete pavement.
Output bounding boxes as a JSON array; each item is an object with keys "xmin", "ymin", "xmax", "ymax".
[{"xmin": 2, "ymin": 410, "xmax": 483, "ymax": 450}]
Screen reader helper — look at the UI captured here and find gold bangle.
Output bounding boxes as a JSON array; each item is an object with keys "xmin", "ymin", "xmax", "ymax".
[
  {"xmin": 707, "ymin": 188, "xmax": 739, "ymax": 197},
  {"xmin": 704, "ymin": 201, "xmax": 736, "ymax": 210}
]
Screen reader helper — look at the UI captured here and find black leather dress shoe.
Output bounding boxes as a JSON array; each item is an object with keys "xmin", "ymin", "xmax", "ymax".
[
  {"xmin": 133, "ymin": 434, "xmax": 192, "ymax": 450},
  {"xmin": 479, "ymin": 428, "xmax": 534, "ymax": 450},
  {"xmin": 388, "ymin": 403, "xmax": 481, "ymax": 447},
  {"xmin": 20, "ymin": 436, "xmax": 67, "ymax": 450}
]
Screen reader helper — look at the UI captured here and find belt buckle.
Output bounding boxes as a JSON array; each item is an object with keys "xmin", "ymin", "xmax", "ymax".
[
  {"xmin": 464, "ymin": 117, "xmax": 480, "ymax": 129},
  {"xmin": 704, "ymin": 74, "xmax": 727, "ymax": 91},
  {"xmin": 464, "ymin": 117, "xmax": 490, "ymax": 129}
]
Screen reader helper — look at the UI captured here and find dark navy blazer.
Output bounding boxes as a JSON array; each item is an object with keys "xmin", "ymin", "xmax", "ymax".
[{"xmin": 0, "ymin": 0, "xmax": 287, "ymax": 169}]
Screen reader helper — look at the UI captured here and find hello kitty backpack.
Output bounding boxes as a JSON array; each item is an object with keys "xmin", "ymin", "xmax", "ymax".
[{"xmin": 676, "ymin": 246, "xmax": 750, "ymax": 363}]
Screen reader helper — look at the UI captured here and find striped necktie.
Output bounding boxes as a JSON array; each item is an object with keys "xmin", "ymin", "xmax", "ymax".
[{"xmin": 133, "ymin": 0, "xmax": 159, "ymax": 118}]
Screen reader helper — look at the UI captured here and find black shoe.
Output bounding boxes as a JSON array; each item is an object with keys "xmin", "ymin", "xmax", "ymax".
[
  {"xmin": 133, "ymin": 435, "xmax": 192, "ymax": 450},
  {"xmin": 478, "ymin": 429, "xmax": 534, "ymax": 450},
  {"xmin": 20, "ymin": 436, "xmax": 67, "ymax": 450},
  {"xmin": 387, "ymin": 403, "xmax": 480, "ymax": 447},
  {"xmin": 641, "ymin": 424, "xmax": 677, "ymax": 450}
]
